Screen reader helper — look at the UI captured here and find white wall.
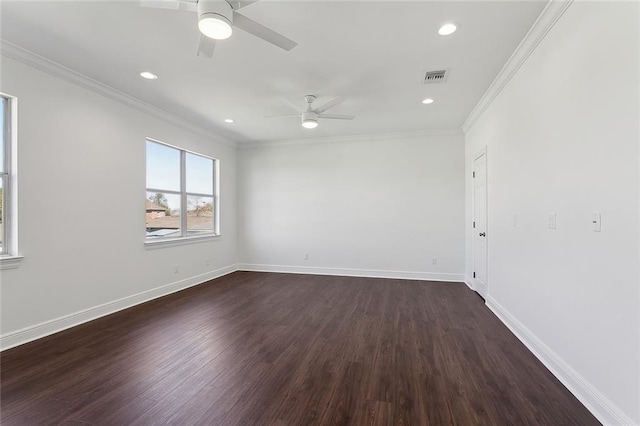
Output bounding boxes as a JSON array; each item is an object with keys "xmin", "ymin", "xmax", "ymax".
[
  {"xmin": 238, "ymin": 133, "xmax": 465, "ymax": 280},
  {"xmin": 0, "ymin": 56, "xmax": 238, "ymax": 344},
  {"xmin": 465, "ymin": 2, "xmax": 639, "ymax": 424}
]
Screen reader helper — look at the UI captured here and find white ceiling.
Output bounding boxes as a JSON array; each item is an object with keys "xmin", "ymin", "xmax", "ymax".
[{"xmin": 1, "ymin": 0, "xmax": 547, "ymax": 144}]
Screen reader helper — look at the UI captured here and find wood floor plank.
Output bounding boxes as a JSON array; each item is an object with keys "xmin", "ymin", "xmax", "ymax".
[{"xmin": 1, "ymin": 271, "xmax": 600, "ymax": 425}]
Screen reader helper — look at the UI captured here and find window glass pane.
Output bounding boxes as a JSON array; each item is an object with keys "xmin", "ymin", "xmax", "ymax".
[
  {"xmin": 145, "ymin": 191, "xmax": 181, "ymax": 238},
  {"xmin": 0, "ymin": 177, "xmax": 3, "ymax": 249},
  {"xmin": 186, "ymin": 195, "xmax": 214, "ymax": 235},
  {"xmin": 186, "ymin": 153, "xmax": 213, "ymax": 195},
  {"xmin": 146, "ymin": 141, "xmax": 180, "ymax": 192},
  {"xmin": 0, "ymin": 98, "xmax": 4, "ymax": 173}
]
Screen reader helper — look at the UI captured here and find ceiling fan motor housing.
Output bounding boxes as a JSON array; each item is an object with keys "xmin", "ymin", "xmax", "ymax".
[{"xmin": 198, "ymin": 0, "xmax": 233, "ymax": 38}]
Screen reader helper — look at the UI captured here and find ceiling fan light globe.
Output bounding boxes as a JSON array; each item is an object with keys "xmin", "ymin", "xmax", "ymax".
[
  {"xmin": 199, "ymin": 15, "xmax": 233, "ymax": 39},
  {"xmin": 302, "ymin": 111, "xmax": 319, "ymax": 129},
  {"xmin": 302, "ymin": 119, "xmax": 318, "ymax": 129}
]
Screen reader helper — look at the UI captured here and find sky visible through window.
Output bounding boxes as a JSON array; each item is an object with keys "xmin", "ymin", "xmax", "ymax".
[
  {"xmin": 146, "ymin": 141, "xmax": 180, "ymax": 192},
  {"xmin": 186, "ymin": 152, "xmax": 213, "ymax": 194},
  {"xmin": 146, "ymin": 141, "xmax": 213, "ymax": 195}
]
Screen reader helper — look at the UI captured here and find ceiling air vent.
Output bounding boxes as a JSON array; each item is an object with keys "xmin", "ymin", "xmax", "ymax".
[{"xmin": 423, "ymin": 69, "xmax": 449, "ymax": 84}]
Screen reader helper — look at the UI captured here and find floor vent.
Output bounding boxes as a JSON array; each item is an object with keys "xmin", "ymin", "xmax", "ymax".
[{"xmin": 423, "ymin": 69, "xmax": 449, "ymax": 84}]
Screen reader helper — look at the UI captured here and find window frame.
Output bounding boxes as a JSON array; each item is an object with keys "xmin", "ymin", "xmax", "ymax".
[
  {"xmin": 0, "ymin": 92, "xmax": 22, "ymax": 269},
  {"xmin": 144, "ymin": 138, "xmax": 220, "ymax": 247},
  {"xmin": 1, "ymin": 95, "xmax": 9, "ymax": 255}
]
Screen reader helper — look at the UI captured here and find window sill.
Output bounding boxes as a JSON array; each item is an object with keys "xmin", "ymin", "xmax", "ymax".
[
  {"xmin": 0, "ymin": 255, "xmax": 24, "ymax": 270},
  {"xmin": 144, "ymin": 234, "xmax": 222, "ymax": 249}
]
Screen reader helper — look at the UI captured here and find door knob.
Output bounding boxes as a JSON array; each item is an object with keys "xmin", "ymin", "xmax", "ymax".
[{"xmin": 479, "ymin": 232, "xmax": 486, "ymax": 237}]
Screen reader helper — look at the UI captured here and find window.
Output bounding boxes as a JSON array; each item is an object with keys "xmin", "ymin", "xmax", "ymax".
[
  {"xmin": 0, "ymin": 96, "xmax": 6, "ymax": 254},
  {"xmin": 0, "ymin": 93, "xmax": 21, "ymax": 268},
  {"xmin": 145, "ymin": 139, "xmax": 218, "ymax": 243}
]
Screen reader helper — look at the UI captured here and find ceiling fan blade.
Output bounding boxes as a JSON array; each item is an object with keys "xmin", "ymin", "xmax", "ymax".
[
  {"xmin": 176, "ymin": 1, "xmax": 197, "ymax": 12},
  {"xmin": 229, "ymin": 0, "xmax": 261, "ymax": 10},
  {"xmin": 197, "ymin": 34, "xmax": 216, "ymax": 58},
  {"xmin": 140, "ymin": 0, "xmax": 196, "ymax": 11},
  {"xmin": 140, "ymin": 0, "xmax": 179, "ymax": 9},
  {"xmin": 313, "ymin": 97, "xmax": 346, "ymax": 114},
  {"xmin": 279, "ymin": 97, "xmax": 304, "ymax": 113},
  {"xmin": 232, "ymin": 11, "xmax": 298, "ymax": 51},
  {"xmin": 318, "ymin": 114, "xmax": 355, "ymax": 120},
  {"xmin": 265, "ymin": 114, "xmax": 300, "ymax": 118}
]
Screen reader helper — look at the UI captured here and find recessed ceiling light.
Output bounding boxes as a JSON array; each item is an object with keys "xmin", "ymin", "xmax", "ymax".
[
  {"xmin": 438, "ymin": 23, "xmax": 458, "ymax": 36},
  {"xmin": 224, "ymin": 118, "xmax": 235, "ymax": 123},
  {"xmin": 422, "ymin": 98, "xmax": 435, "ymax": 104},
  {"xmin": 140, "ymin": 71, "xmax": 158, "ymax": 80}
]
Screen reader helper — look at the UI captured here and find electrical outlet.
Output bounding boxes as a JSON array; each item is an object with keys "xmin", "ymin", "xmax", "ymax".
[
  {"xmin": 432, "ymin": 257, "xmax": 438, "ymax": 265},
  {"xmin": 206, "ymin": 259, "xmax": 211, "ymax": 266},
  {"xmin": 174, "ymin": 265, "xmax": 179, "ymax": 274},
  {"xmin": 304, "ymin": 253, "xmax": 309, "ymax": 260},
  {"xmin": 547, "ymin": 212, "xmax": 557, "ymax": 229}
]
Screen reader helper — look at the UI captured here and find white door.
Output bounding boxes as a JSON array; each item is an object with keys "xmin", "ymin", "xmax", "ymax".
[{"xmin": 473, "ymin": 150, "xmax": 488, "ymax": 298}]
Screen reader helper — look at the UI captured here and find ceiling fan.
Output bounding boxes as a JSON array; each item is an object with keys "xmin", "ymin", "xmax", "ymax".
[
  {"xmin": 267, "ymin": 95, "xmax": 356, "ymax": 129},
  {"xmin": 141, "ymin": 0, "xmax": 297, "ymax": 58}
]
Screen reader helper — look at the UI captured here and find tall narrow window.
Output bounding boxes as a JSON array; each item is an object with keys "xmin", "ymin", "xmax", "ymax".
[
  {"xmin": 145, "ymin": 139, "xmax": 218, "ymax": 242},
  {"xmin": 1, "ymin": 95, "xmax": 10, "ymax": 255},
  {"xmin": 0, "ymin": 93, "xmax": 20, "ymax": 268}
]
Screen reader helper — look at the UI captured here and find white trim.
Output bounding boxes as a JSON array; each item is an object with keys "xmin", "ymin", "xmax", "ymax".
[
  {"xmin": 463, "ymin": 275, "xmax": 474, "ymax": 291},
  {"xmin": 0, "ymin": 40, "xmax": 237, "ymax": 148},
  {"xmin": 241, "ymin": 128, "xmax": 464, "ymax": 149},
  {"xmin": 486, "ymin": 296, "xmax": 636, "ymax": 426},
  {"xmin": 0, "ymin": 264, "xmax": 238, "ymax": 351},
  {"xmin": 237, "ymin": 263, "xmax": 465, "ymax": 282},
  {"xmin": 145, "ymin": 234, "xmax": 222, "ymax": 249},
  {"xmin": 1, "ymin": 92, "xmax": 19, "ymax": 260},
  {"xmin": 0, "ymin": 255, "xmax": 24, "ymax": 270},
  {"xmin": 461, "ymin": 0, "xmax": 574, "ymax": 133}
]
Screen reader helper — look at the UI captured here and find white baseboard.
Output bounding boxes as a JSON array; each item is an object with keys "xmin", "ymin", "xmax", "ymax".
[
  {"xmin": 486, "ymin": 296, "xmax": 636, "ymax": 426},
  {"xmin": 237, "ymin": 263, "xmax": 465, "ymax": 283},
  {"xmin": 464, "ymin": 275, "xmax": 475, "ymax": 291},
  {"xmin": 0, "ymin": 264, "xmax": 238, "ymax": 351}
]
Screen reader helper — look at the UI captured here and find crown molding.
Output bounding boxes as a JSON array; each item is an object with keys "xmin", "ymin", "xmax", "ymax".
[
  {"xmin": 461, "ymin": 0, "xmax": 574, "ymax": 133},
  {"xmin": 241, "ymin": 128, "xmax": 464, "ymax": 149},
  {"xmin": 0, "ymin": 40, "xmax": 238, "ymax": 148}
]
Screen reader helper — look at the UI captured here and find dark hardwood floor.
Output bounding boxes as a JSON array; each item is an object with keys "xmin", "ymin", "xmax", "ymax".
[{"xmin": 1, "ymin": 272, "xmax": 599, "ymax": 425}]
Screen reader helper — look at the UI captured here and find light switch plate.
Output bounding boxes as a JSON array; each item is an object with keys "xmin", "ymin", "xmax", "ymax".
[{"xmin": 547, "ymin": 212, "xmax": 557, "ymax": 229}]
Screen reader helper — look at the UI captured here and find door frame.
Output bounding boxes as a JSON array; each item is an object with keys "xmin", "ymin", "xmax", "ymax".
[{"xmin": 472, "ymin": 146, "xmax": 488, "ymax": 297}]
